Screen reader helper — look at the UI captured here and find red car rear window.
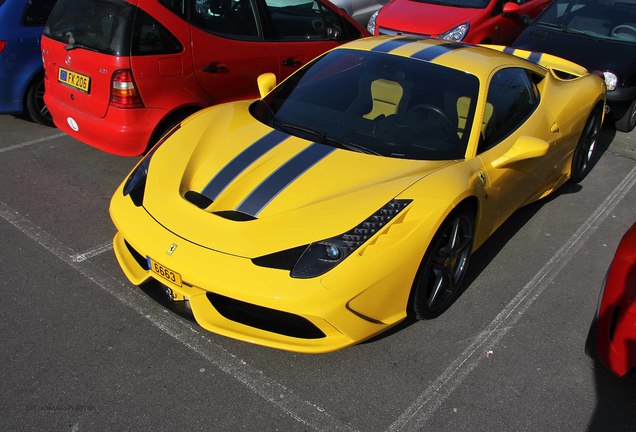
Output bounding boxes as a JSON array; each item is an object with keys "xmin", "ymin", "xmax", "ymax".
[{"xmin": 43, "ymin": 0, "xmax": 135, "ymax": 55}]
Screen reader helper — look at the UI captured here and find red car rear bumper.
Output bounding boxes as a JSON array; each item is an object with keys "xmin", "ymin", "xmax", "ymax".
[{"xmin": 46, "ymin": 94, "xmax": 166, "ymax": 156}]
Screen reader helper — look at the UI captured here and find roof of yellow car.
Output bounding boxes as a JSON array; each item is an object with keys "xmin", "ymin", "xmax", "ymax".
[{"xmin": 340, "ymin": 36, "xmax": 546, "ymax": 78}]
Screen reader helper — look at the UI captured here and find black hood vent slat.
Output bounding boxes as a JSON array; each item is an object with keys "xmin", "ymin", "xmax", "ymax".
[
  {"xmin": 213, "ymin": 211, "xmax": 256, "ymax": 221},
  {"xmin": 185, "ymin": 191, "xmax": 213, "ymax": 209}
]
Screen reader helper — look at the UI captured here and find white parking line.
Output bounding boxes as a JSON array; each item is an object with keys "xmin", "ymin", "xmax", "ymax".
[
  {"xmin": 71, "ymin": 241, "xmax": 113, "ymax": 262},
  {"xmin": 0, "ymin": 200, "xmax": 358, "ymax": 432},
  {"xmin": 387, "ymin": 165, "xmax": 636, "ymax": 432},
  {"xmin": 0, "ymin": 132, "xmax": 67, "ymax": 154}
]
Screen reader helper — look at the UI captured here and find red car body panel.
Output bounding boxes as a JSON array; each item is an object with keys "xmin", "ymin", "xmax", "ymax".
[
  {"xmin": 42, "ymin": 0, "xmax": 367, "ymax": 156},
  {"xmin": 374, "ymin": 0, "xmax": 551, "ymax": 44},
  {"xmin": 594, "ymin": 222, "xmax": 636, "ymax": 377}
]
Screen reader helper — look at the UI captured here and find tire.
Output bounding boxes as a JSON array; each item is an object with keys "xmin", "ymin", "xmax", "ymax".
[
  {"xmin": 570, "ymin": 108, "xmax": 601, "ymax": 183},
  {"xmin": 25, "ymin": 76, "xmax": 53, "ymax": 126},
  {"xmin": 410, "ymin": 208, "xmax": 475, "ymax": 320},
  {"xmin": 614, "ymin": 98, "xmax": 636, "ymax": 133}
]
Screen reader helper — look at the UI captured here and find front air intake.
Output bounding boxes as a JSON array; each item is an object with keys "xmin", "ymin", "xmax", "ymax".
[{"xmin": 206, "ymin": 293, "xmax": 325, "ymax": 339}]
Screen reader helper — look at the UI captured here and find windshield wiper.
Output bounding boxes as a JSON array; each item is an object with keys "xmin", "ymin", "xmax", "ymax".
[
  {"xmin": 278, "ymin": 122, "xmax": 380, "ymax": 155},
  {"xmin": 64, "ymin": 43, "xmax": 99, "ymax": 51},
  {"xmin": 536, "ymin": 21, "xmax": 603, "ymax": 40},
  {"xmin": 251, "ymin": 100, "xmax": 378, "ymax": 155}
]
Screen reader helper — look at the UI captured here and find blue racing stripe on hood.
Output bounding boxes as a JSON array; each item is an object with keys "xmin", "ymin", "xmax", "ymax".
[
  {"xmin": 201, "ymin": 129, "xmax": 289, "ymax": 201},
  {"xmin": 236, "ymin": 143, "xmax": 336, "ymax": 217},
  {"xmin": 371, "ymin": 36, "xmax": 422, "ymax": 53},
  {"xmin": 410, "ymin": 43, "xmax": 463, "ymax": 62}
]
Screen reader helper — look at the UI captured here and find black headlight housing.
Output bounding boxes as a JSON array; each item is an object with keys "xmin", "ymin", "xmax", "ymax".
[
  {"xmin": 122, "ymin": 123, "xmax": 181, "ymax": 206},
  {"xmin": 123, "ymin": 150, "xmax": 154, "ymax": 206},
  {"xmin": 253, "ymin": 199, "xmax": 412, "ymax": 279}
]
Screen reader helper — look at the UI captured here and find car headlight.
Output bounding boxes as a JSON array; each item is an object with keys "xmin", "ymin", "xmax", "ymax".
[
  {"xmin": 602, "ymin": 71, "xmax": 618, "ymax": 91},
  {"xmin": 253, "ymin": 199, "xmax": 411, "ymax": 278},
  {"xmin": 367, "ymin": 10, "xmax": 380, "ymax": 34},
  {"xmin": 123, "ymin": 123, "xmax": 181, "ymax": 206},
  {"xmin": 439, "ymin": 22, "xmax": 469, "ymax": 42}
]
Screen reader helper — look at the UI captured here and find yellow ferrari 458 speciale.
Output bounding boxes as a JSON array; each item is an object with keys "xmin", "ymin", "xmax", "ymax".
[{"xmin": 110, "ymin": 36, "xmax": 606, "ymax": 353}]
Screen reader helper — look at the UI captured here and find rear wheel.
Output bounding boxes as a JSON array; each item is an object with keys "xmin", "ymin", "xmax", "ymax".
[
  {"xmin": 614, "ymin": 98, "xmax": 636, "ymax": 133},
  {"xmin": 410, "ymin": 208, "xmax": 474, "ymax": 319},
  {"xmin": 25, "ymin": 76, "xmax": 53, "ymax": 126},
  {"xmin": 570, "ymin": 108, "xmax": 601, "ymax": 183}
]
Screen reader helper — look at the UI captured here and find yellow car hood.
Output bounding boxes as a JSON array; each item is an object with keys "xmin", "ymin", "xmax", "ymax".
[{"xmin": 143, "ymin": 102, "xmax": 455, "ymax": 258}]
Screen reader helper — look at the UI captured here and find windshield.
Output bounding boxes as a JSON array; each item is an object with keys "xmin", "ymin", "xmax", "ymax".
[
  {"xmin": 410, "ymin": 0, "xmax": 490, "ymax": 9},
  {"xmin": 252, "ymin": 49, "xmax": 480, "ymax": 161},
  {"xmin": 536, "ymin": 0, "xmax": 636, "ymax": 43},
  {"xmin": 43, "ymin": 0, "xmax": 135, "ymax": 55}
]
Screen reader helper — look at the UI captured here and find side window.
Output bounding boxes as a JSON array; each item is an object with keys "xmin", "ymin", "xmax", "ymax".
[
  {"xmin": 159, "ymin": 0, "xmax": 186, "ymax": 17},
  {"xmin": 23, "ymin": 0, "xmax": 57, "ymax": 26},
  {"xmin": 132, "ymin": 9, "xmax": 182, "ymax": 55},
  {"xmin": 191, "ymin": 0, "xmax": 260, "ymax": 38},
  {"xmin": 321, "ymin": 2, "xmax": 360, "ymax": 40},
  {"xmin": 265, "ymin": 0, "xmax": 348, "ymax": 40},
  {"xmin": 481, "ymin": 68, "xmax": 539, "ymax": 152}
]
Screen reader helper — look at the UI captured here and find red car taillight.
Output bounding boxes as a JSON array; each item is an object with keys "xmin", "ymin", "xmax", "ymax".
[
  {"xmin": 0, "ymin": 41, "xmax": 6, "ymax": 53},
  {"xmin": 110, "ymin": 69, "xmax": 144, "ymax": 109}
]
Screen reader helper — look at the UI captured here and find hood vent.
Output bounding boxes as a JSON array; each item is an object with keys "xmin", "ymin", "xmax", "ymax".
[
  {"xmin": 184, "ymin": 191, "xmax": 213, "ymax": 209},
  {"xmin": 184, "ymin": 191, "xmax": 256, "ymax": 221},
  {"xmin": 213, "ymin": 211, "xmax": 256, "ymax": 222}
]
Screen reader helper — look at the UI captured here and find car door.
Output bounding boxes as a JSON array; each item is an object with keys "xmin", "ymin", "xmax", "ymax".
[
  {"xmin": 475, "ymin": 67, "xmax": 558, "ymax": 236},
  {"xmin": 262, "ymin": 0, "xmax": 364, "ymax": 79},
  {"xmin": 189, "ymin": 0, "xmax": 279, "ymax": 104}
]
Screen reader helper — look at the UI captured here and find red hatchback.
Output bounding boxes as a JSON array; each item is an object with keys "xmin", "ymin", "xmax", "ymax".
[
  {"xmin": 367, "ymin": 0, "xmax": 551, "ymax": 44},
  {"xmin": 42, "ymin": 0, "xmax": 367, "ymax": 156}
]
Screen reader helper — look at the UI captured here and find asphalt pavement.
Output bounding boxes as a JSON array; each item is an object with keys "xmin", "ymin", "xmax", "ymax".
[{"xmin": 0, "ymin": 113, "xmax": 634, "ymax": 432}]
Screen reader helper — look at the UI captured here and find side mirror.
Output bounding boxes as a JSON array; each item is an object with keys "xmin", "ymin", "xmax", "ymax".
[
  {"xmin": 491, "ymin": 136, "xmax": 549, "ymax": 168},
  {"xmin": 502, "ymin": 2, "xmax": 521, "ymax": 14},
  {"xmin": 257, "ymin": 73, "xmax": 277, "ymax": 99}
]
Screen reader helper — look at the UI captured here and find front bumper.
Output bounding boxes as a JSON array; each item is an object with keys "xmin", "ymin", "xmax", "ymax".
[{"xmin": 110, "ymin": 190, "xmax": 421, "ymax": 353}]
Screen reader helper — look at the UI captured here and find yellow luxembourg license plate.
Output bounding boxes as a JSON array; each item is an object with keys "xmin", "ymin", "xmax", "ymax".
[
  {"xmin": 58, "ymin": 67, "xmax": 90, "ymax": 93},
  {"xmin": 147, "ymin": 257, "xmax": 182, "ymax": 287}
]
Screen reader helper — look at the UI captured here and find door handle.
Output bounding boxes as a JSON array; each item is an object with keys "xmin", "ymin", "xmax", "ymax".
[
  {"xmin": 281, "ymin": 57, "xmax": 301, "ymax": 67},
  {"xmin": 202, "ymin": 63, "xmax": 228, "ymax": 73}
]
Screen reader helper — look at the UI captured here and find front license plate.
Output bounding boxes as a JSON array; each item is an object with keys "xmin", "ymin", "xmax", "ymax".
[
  {"xmin": 58, "ymin": 67, "xmax": 91, "ymax": 93},
  {"xmin": 147, "ymin": 257, "xmax": 182, "ymax": 287}
]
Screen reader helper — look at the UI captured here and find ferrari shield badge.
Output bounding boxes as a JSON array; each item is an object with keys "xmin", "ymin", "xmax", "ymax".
[{"xmin": 167, "ymin": 243, "xmax": 178, "ymax": 256}]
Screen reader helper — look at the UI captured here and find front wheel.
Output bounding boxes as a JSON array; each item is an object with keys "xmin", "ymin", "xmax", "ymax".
[
  {"xmin": 570, "ymin": 108, "xmax": 601, "ymax": 183},
  {"xmin": 410, "ymin": 208, "xmax": 474, "ymax": 319}
]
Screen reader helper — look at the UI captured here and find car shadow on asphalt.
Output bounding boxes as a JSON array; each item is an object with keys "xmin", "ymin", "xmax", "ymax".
[{"xmin": 587, "ymin": 360, "xmax": 636, "ymax": 431}]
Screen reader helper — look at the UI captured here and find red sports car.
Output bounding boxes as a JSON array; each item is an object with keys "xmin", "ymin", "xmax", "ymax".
[
  {"xmin": 42, "ymin": 0, "xmax": 368, "ymax": 156},
  {"xmin": 587, "ymin": 222, "xmax": 636, "ymax": 377},
  {"xmin": 367, "ymin": 0, "xmax": 551, "ymax": 44}
]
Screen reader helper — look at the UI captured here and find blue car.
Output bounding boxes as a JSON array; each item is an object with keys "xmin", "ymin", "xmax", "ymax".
[{"xmin": 0, "ymin": 0, "xmax": 57, "ymax": 125}]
